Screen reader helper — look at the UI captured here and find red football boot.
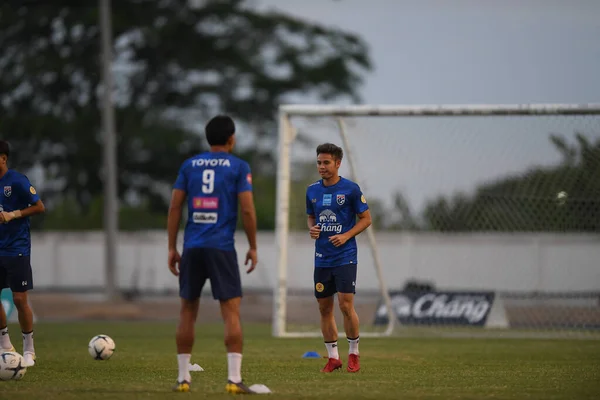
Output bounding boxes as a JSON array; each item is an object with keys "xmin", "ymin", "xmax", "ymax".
[
  {"xmin": 321, "ymin": 357, "xmax": 342, "ymax": 372},
  {"xmin": 347, "ymin": 354, "xmax": 360, "ymax": 373}
]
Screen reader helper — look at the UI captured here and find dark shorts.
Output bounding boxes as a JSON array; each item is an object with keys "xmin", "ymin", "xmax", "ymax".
[
  {"xmin": 314, "ymin": 264, "xmax": 357, "ymax": 298},
  {"xmin": 179, "ymin": 247, "xmax": 241, "ymax": 301},
  {"xmin": 0, "ymin": 255, "xmax": 33, "ymax": 293}
]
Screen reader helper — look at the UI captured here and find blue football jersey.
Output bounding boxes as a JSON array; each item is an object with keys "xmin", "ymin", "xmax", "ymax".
[
  {"xmin": 173, "ymin": 152, "xmax": 252, "ymax": 251},
  {"xmin": 306, "ymin": 177, "xmax": 369, "ymax": 267},
  {"xmin": 0, "ymin": 170, "xmax": 40, "ymax": 256}
]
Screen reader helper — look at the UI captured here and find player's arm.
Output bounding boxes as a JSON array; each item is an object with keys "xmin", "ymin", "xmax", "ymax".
[
  {"xmin": 11, "ymin": 200, "xmax": 45, "ymax": 218},
  {"xmin": 239, "ymin": 191, "xmax": 257, "ymax": 250},
  {"xmin": 329, "ymin": 209, "xmax": 371, "ymax": 247},
  {"xmin": 239, "ymin": 191, "xmax": 258, "ymax": 272},
  {"xmin": 167, "ymin": 164, "xmax": 188, "ymax": 276},
  {"xmin": 346, "ymin": 209, "xmax": 372, "ymax": 239},
  {"xmin": 1, "ymin": 199, "xmax": 45, "ymax": 223},
  {"xmin": 308, "ymin": 215, "xmax": 321, "ymax": 239},
  {"xmin": 1, "ymin": 179, "xmax": 45, "ymax": 223},
  {"xmin": 329, "ymin": 188, "xmax": 372, "ymax": 247},
  {"xmin": 169, "ymin": 164, "xmax": 189, "ymax": 252},
  {"xmin": 347, "ymin": 188, "xmax": 372, "ymax": 238},
  {"xmin": 167, "ymin": 189, "xmax": 186, "ymax": 251},
  {"xmin": 237, "ymin": 164, "xmax": 258, "ymax": 272},
  {"xmin": 167, "ymin": 188, "xmax": 186, "ymax": 276},
  {"xmin": 306, "ymin": 191, "xmax": 320, "ymax": 239}
]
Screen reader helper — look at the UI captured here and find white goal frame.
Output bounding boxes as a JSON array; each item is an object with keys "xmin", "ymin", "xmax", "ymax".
[{"xmin": 272, "ymin": 103, "xmax": 600, "ymax": 338}]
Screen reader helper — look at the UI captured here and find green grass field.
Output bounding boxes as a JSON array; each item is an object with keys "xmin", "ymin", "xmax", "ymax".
[{"xmin": 1, "ymin": 322, "xmax": 599, "ymax": 400}]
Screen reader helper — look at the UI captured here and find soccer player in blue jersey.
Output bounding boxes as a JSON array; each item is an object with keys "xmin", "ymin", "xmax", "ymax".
[
  {"xmin": 306, "ymin": 143, "xmax": 372, "ymax": 373},
  {"xmin": 167, "ymin": 116, "xmax": 259, "ymax": 394},
  {"xmin": 0, "ymin": 140, "xmax": 45, "ymax": 367}
]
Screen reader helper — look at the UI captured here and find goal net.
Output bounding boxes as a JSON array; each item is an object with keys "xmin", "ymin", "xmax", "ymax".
[{"xmin": 272, "ymin": 104, "xmax": 600, "ymax": 339}]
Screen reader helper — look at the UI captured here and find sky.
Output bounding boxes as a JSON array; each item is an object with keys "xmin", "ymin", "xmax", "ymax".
[
  {"xmin": 257, "ymin": 0, "xmax": 600, "ymax": 105},
  {"xmin": 256, "ymin": 0, "xmax": 600, "ymax": 212}
]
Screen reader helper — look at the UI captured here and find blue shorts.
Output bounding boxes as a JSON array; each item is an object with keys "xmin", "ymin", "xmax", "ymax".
[
  {"xmin": 314, "ymin": 264, "xmax": 357, "ymax": 298},
  {"xmin": 179, "ymin": 247, "xmax": 242, "ymax": 301},
  {"xmin": 0, "ymin": 255, "xmax": 33, "ymax": 293}
]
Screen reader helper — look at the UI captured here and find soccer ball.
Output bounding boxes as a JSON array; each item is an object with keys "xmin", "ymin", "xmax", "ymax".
[
  {"xmin": 556, "ymin": 191, "xmax": 568, "ymax": 206},
  {"xmin": 88, "ymin": 334, "xmax": 115, "ymax": 360},
  {"xmin": 0, "ymin": 351, "xmax": 27, "ymax": 381}
]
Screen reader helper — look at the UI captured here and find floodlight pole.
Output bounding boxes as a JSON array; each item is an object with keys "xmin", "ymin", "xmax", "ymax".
[{"xmin": 99, "ymin": 0, "xmax": 119, "ymax": 300}]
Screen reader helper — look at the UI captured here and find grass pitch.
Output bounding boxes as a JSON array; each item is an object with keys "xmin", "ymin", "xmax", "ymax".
[{"xmin": 0, "ymin": 322, "xmax": 599, "ymax": 399}]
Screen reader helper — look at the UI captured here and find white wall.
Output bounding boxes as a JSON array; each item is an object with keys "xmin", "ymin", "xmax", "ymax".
[{"xmin": 28, "ymin": 231, "xmax": 600, "ymax": 293}]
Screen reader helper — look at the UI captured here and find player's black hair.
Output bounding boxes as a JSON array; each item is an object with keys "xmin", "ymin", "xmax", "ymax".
[
  {"xmin": 205, "ymin": 115, "xmax": 235, "ymax": 146},
  {"xmin": 316, "ymin": 143, "xmax": 343, "ymax": 161},
  {"xmin": 0, "ymin": 140, "xmax": 9, "ymax": 159}
]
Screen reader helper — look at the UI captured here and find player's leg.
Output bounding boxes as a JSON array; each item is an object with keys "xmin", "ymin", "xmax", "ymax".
[
  {"xmin": 335, "ymin": 265, "xmax": 359, "ymax": 338},
  {"xmin": 207, "ymin": 248, "xmax": 255, "ymax": 394},
  {"xmin": 175, "ymin": 297, "xmax": 199, "ymax": 389},
  {"xmin": 174, "ymin": 248, "xmax": 206, "ymax": 392},
  {"xmin": 0, "ymin": 303, "xmax": 13, "ymax": 352},
  {"xmin": 4, "ymin": 256, "xmax": 34, "ymax": 365},
  {"xmin": 219, "ymin": 297, "xmax": 256, "ymax": 394},
  {"xmin": 334, "ymin": 264, "xmax": 360, "ymax": 372},
  {"xmin": 219, "ymin": 297, "xmax": 244, "ymax": 384},
  {"xmin": 0, "ymin": 260, "xmax": 15, "ymax": 352},
  {"xmin": 315, "ymin": 267, "xmax": 342, "ymax": 372}
]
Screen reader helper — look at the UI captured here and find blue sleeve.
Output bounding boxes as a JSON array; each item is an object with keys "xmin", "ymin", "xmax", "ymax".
[
  {"xmin": 237, "ymin": 162, "xmax": 252, "ymax": 193},
  {"xmin": 306, "ymin": 189, "xmax": 314, "ymax": 216},
  {"xmin": 20, "ymin": 175, "xmax": 40, "ymax": 205},
  {"xmin": 353, "ymin": 185, "xmax": 369, "ymax": 214},
  {"xmin": 173, "ymin": 163, "xmax": 187, "ymax": 191}
]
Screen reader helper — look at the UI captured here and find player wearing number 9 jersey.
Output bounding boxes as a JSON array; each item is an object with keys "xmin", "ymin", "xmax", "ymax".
[{"xmin": 167, "ymin": 115, "xmax": 259, "ymax": 394}]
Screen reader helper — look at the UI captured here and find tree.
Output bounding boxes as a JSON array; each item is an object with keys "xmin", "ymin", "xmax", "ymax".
[
  {"xmin": 0, "ymin": 0, "xmax": 371, "ymax": 228},
  {"xmin": 421, "ymin": 134, "xmax": 600, "ymax": 232}
]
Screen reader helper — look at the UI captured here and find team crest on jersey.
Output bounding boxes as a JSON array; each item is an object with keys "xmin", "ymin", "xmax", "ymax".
[
  {"xmin": 3, "ymin": 186, "xmax": 11, "ymax": 197},
  {"xmin": 336, "ymin": 194, "xmax": 345, "ymax": 205},
  {"xmin": 315, "ymin": 282, "xmax": 324, "ymax": 292},
  {"xmin": 246, "ymin": 173, "xmax": 252, "ymax": 185},
  {"xmin": 30, "ymin": 186, "xmax": 37, "ymax": 195}
]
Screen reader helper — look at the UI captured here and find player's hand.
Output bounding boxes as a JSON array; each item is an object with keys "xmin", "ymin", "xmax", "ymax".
[
  {"xmin": 329, "ymin": 233, "xmax": 350, "ymax": 247},
  {"xmin": 0, "ymin": 211, "xmax": 12, "ymax": 224},
  {"xmin": 309, "ymin": 225, "xmax": 321, "ymax": 239},
  {"xmin": 168, "ymin": 248, "xmax": 181, "ymax": 276},
  {"xmin": 245, "ymin": 248, "xmax": 258, "ymax": 274}
]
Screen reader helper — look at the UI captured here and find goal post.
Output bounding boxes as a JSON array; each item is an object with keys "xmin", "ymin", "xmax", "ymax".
[
  {"xmin": 272, "ymin": 103, "xmax": 600, "ymax": 339},
  {"xmin": 272, "ymin": 111, "xmax": 396, "ymax": 338}
]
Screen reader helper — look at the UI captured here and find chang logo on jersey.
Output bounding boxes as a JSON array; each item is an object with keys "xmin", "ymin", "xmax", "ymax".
[
  {"xmin": 317, "ymin": 210, "xmax": 342, "ymax": 234},
  {"xmin": 193, "ymin": 212, "xmax": 218, "ymax": 224},
  {"xmin": 191, "ymin": 158, "xmax": 231, "ymax": 167},
  {"xmin": 318, "ymin": 209, "xmax": 337, "ymax": 223}
]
